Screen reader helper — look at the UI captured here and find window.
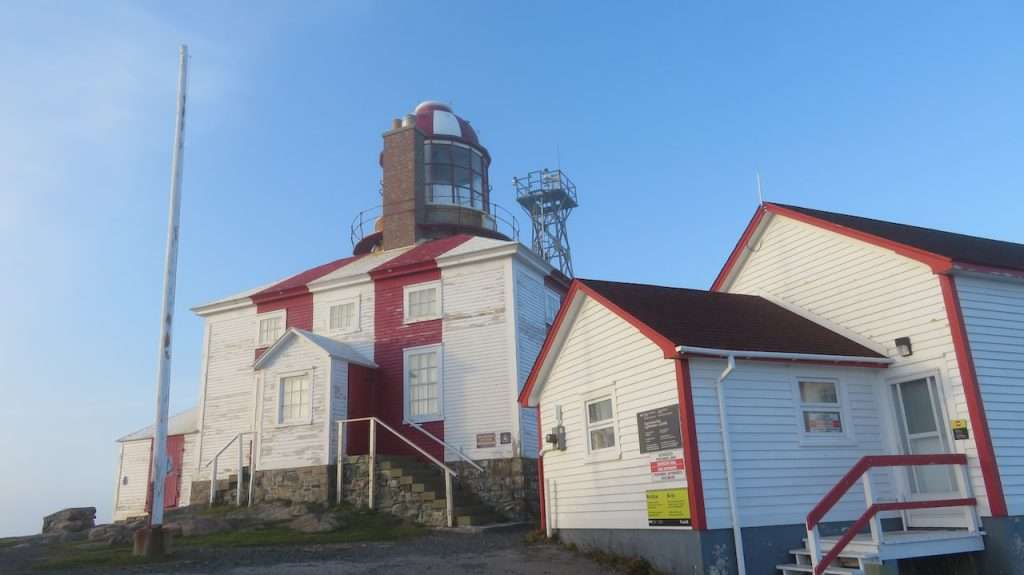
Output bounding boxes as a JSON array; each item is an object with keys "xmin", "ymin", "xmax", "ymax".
[
  {"xmin": 586, "ymin": 397, "xmax": 616, "ymax": 452},
  {"xmin": 328, "ymin": 299, "xmax": 358, "ymax": 333},
  {"xmin": 545, "ymin": 291, "xmax": 561, "ymax": 326},
  {"xmin": 257, "ymin": 311, "xmax": 286, "ymax": 347},
  {"xmin": 423, "ymin": 141, "xmax": 488, "ymax": 210},
  {"xmin": 799, "ymin": 380, "xmax": 845, "ymax": 435},
  {"xmin": 404, "ymin": 282, "xmax": 441, "ymax": 323},
  {"xmin": 278, "ymin": 373, "xmax": 311, "ymax": 425},
  {"xmin": 404, "ymin": 345, "xmax": 443, "ymax": 422}
]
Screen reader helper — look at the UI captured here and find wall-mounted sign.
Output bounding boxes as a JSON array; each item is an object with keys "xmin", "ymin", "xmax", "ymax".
[
  {"xmin": 500, "ymin": 432, "xmax": 512, "ymax": 445},
  {"xmin": 804, "ymin": 411, "xmax": 843, "ymax": 433},
  {"xmin": 476, "ymin": 433, "xmax": 496, "ymax": 448},
  {"xmin": 646, "ymin": 488, "xmax": 690, "ymax": 527},
  {"xmin": 637, "ymin": 405, "xmax": 682, "ymax": 454},
  {"xmin": 649, "ymin": 453, "xmax": 685, "ymax": 482},
  {"xmin": 952, "ymin": 419, "xmax": 969, "ymax": 440}
]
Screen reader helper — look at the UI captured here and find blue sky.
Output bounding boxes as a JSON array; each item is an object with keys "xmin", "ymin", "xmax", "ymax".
[{"xmin": 1, "ymin": 1, "xmax": 1021, "ymax": 536}]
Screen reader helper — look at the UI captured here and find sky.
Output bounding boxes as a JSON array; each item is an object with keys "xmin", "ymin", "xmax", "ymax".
[{"xmin": 1, "ymin": 1, "xmax": 1022, "ymax": 537}]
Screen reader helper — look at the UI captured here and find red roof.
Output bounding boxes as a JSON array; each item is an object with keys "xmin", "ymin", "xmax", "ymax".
[
  {"xmin": 580, "ymin": 279, "xmax": 884, "ymax": 359},
  {"xmin": 251, "ymin": 255, "xmax": 362, "ymax": 303}
]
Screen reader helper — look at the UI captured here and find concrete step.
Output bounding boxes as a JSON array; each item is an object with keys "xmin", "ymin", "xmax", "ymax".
[
  {"xmin": 456, "ymin": 513, "xmax": 501, "ymax": 527},
  {"xmin": 776, "ymin": 563, "xmax": 861, "ymax": 575}
]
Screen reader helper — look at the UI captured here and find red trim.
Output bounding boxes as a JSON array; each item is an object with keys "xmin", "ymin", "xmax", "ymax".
[
  {"xmin": 940, "ymin": 274, "xmax": 1008, "ymax": 517},
  {"xmin": 814, "ymin": 497, "xmax": 977, "ymax": 575},
  {"xmin": 711, "ymin": 203, "xmax": 956, "ymax": 293},
  {"xmin": 675, "ymin": 358, "xmax": 706, "ymax": 530},
  {"xmin": 711, "ymin": 206, "xmax": 767, "ymax": 291},
  {"xmin": 536, "ymin": 408, "xmax": 547, "ymax": 532},
  {"xmin": 806, "ymin": 453, "xmax": 968, "ymax": 530}
]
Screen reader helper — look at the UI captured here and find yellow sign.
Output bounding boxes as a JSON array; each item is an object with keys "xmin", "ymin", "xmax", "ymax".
[
  {"xmin": 646, "ymin": 488, "xmax": 690, "ymax": 527},
  {"xmin": 952, "ymin": 419, "xmax": 968, "ymax": 430},
  {"xmin": 952, "ymin": 419, "xmax": 970, "ymax": 440}
]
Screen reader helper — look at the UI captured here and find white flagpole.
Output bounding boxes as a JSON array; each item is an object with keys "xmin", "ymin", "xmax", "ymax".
[{"xmin": 149, "ymin": 44, "xmax": 189, "ymax": 531}]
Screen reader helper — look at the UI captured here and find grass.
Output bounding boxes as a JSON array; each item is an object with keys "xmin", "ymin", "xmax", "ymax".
[
  {"xmin": 30, "ymin": 507, "xmax": 425, "ymax": 572},
  {"xmin": 0, "ymin": 537, "xmax": 27, "ymax": 549}
]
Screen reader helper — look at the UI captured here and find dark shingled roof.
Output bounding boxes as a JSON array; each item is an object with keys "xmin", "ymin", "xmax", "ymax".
[
  {"xmin": 772, "ymin": 203, "xmax": 1024, "ymax": 272},
  {"xmin": 579, "ymin": 279, "xmax": 884, "ymax": 359}
]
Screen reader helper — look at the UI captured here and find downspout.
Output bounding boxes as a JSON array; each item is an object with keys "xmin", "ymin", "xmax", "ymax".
[
  {"xmin": 715, "ymin": 354, "xmax": 746, "ymax": 575},
  {"xmin": 537, "ymin": 446, "xmax": 553, "ymax": 538}
]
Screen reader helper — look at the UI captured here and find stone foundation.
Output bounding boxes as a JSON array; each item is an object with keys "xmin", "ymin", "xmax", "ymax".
[
  {"xmin": 450, "ymin": 457, "xmax": 539, "ymax": 521},
  {"xmin": 190, "ymin": 465, "xmax": 334, "ymax": 507}
]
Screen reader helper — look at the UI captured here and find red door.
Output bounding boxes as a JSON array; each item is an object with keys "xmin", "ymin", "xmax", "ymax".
[{"xmin": 146, "ymin": 435, "xmax": 186, "ymax": 511}]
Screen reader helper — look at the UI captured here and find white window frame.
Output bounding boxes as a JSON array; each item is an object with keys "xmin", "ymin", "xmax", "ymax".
[
  {"xmin": 256, "ymin": 310, "xmax": 287, "ymax": 347},
  {"xmin": 276, "ymin": 368, "xmax": 314, "ymax": 427},
  {"xmin": 794, "ymin": 377, "xmax": 854, "ymax": 445},
  {"xmin": 327, "ymin": 296, "xmax": 360, "ymax": 334},
  {"xmin": 403, "ymin": 281, "xmax": 442, "ymax": 324},
  {"xmin": 545, "ymin": 291, "xmax": 561, "ymax": 326},
  {"xmin": 403, "ymin": 344, "xmax": 444, "ymax": 423},
  {"xmin": 582, "ymin": 386, "xmax": 621, "ymax": 462}
]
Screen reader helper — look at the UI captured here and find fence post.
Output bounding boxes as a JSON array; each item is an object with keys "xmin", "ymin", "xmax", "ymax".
[
  {"xmin": 368, "ymin": 419, "xmax": 376, "ymax": 510},
  {"xmin": 336, "ymin": 421, "xmax": 345, "ymax": 505},
  {"xmin": 236, "ymin": 435, "xmax": 244, "ymax": 506},
  {"xmin": 247, "ymin": 436, "xmax": 256, "ymax": 507},
  {"xmin": 209, "ymin": 458, "xmax": 218, "ymax": 505},
  {"xmin": 862, "ymin": 472, "xmax": 882, "ymax": 545},
  {"xmin": 445, "ymin": 471, "xmax": 454, "ymax": 528}
]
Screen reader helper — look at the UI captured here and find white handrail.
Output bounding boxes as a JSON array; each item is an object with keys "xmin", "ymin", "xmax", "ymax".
[
  {"xmin": 204, "ymin": 432, "xmax": 254, "ymax": 507},
  {"xmin": 403, "ymin": 419, "xmax": 484, "ymax": 472},
  {"xmin": 335, "ymin": 417, "xmax": 458, "ymax": 527}
]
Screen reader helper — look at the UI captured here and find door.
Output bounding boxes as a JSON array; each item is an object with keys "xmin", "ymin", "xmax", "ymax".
[
  {"xmin": 146, "ymin": 435, "xmax": 186, "ymax": 511},
  {"xmin": 890, "ymin": 376, "xmax": 960, "ymax": 527}
]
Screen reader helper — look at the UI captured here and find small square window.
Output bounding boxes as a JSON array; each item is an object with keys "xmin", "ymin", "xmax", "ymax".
[
  {"xmin": 799, "ymin": 380, "xmax": 844, "ymax": 435},
  {"xmin": 279, "ymin": 373, "xmax": 311, "ymax": 425},
  {"xmin": 329, "ymin": 300, "xmax": 358, "ymax": 332},
  {"xmin": 586, "ymin": 397, "xmax": 616, "ymax": 452},
  {"xmin": 257, "ymin": 312, "xmax": 285, "ymax": 347},
  {"xmin": 404, "ymin": 282, "xmax": 441, "ymax": 323}
]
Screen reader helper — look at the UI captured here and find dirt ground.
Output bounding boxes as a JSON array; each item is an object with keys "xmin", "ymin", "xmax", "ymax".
[{"xmin": 5, "ymin": 526, "xmax": 622, "ymax": 575}]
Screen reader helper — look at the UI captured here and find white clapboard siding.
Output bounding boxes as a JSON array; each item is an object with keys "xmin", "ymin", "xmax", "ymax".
[
  {"xmin": 440, "ymin": 257, "xmax": 515, "ymax": 460},
  {"xmin": 690, "ymin": 358, "xmax": 893, "ymax": 529},
  {"xmin": 327, "ymin": 357, "xmax": 349, "ymax": 463},
  {"xmin": 196, "ymin": 305, "xmax": 258, "ymax": 480},
  {"xmin": 113, "ymin": 440, "xmax": 152, "ymax": 521},
  {"xmin": 312, "ymin": 283, "xmax": 375, "ymax": 361},
  {"xmin": 177, "ymin": 433, "xmax": 199, "ymax": 508},
  {"xmin": 727, "ymin": 214, "xmax": 988, "ymax": 515},
  {"xmin": 257, "ymin": 337, "xmax": 331, "ymax": 471},
  {"xmin": 957, "ymin": 275, "xmax": 1024, "ymax": 515},
  {"xmin": 538, "ymin": 296, "xmax": 683, "ymax": 530},
  {"xmin": 515, "ymin": 265, "xmax": 548, "ymax": 458}
]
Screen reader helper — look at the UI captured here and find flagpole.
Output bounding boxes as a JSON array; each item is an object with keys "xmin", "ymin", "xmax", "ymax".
[{"xmin": 141, "ymin": 43, "xmax": 188, "ymax": 555}]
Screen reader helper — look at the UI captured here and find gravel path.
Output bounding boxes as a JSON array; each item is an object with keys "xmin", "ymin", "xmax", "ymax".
[{"xmin": 18, "ymin": 527, "xmax": 618, "ymax": 575}]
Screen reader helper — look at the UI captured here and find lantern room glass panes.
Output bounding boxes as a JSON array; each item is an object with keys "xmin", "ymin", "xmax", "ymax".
[{"xmin": 423, "ymin": 141, "xmax": 487, "ymax": 209}]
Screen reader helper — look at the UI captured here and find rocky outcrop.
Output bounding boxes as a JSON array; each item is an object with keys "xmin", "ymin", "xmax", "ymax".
[{"xmin": 42, "ymin": 507, "xmax": 96, "ymax": 535}]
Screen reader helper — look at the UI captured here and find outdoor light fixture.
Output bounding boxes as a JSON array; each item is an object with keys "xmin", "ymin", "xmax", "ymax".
[{"xmin": 895, "ymin": 337, "xmax": 913, "ymax": 357}]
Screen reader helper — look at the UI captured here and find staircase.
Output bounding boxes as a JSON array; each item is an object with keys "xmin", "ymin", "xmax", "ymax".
[
  {"xmin": 377, "ymin": 456, "xmax": 503, "ymax": 527},
  {"xmin": 778, "ymin": 529, "xmax": 985, "ymax": 575}
]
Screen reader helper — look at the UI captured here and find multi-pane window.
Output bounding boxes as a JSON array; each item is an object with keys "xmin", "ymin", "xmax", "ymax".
[
  {"xmin": 279, "ymin": 374, "xmax": 311, "ymax": 424},
  {"xmin": 545, "ymin": 291, "xmax": 561, "ymax": 327},
  {"xmin": 258, "ymin": 313, "xmax": 285, "ymax": 346},
  {"xmin": 586, "ymin": 397, "xmax": 616, "ymax": 452},
  {"xmin": 423, "ymin": 141, "xmax": 487, "ymax": 209},
  {"xmin": 405, "ymin": 347, "xmax": 442, "ymax": 421},
  {"xmin": 405, "ymin": 283, "xmax": 440, "ymax": 323},
  {"xmin": 329, "ymin": 301, "xmax": 357, "ymax": 332},
  {"xmin": 799, "ymin": 380, "xmax": 844, "ymax": 434}
]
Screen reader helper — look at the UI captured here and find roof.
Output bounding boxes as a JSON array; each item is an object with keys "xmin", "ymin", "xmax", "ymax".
[
  {"xmin": 580, "ymin": 279, "xmax": 885, "ymax": 358},
  {"xmin": 118, "ymin": 407, "xmax": 199, "ymax": 442},
  {"xmin": 253, "ymin": 328, "xmax": 377, "ymax": 370},
  {"xmin": 770, "ymin": 203, "xmax": 1024, "ymax": 272},
  {"xmin": 413, "ymin": 101, "xmax": 482, "ymax": 147}
]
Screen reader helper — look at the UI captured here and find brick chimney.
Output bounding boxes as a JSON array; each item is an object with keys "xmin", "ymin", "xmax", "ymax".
[{"xmin": 380, "ymin": 118, "xmax": 425, "ymax": 251}]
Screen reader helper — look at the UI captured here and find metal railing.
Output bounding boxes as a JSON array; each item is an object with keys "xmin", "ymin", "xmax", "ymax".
[
  {"xmin": 402, "ymin": 419, "xmax": 484, "ymax": 472},
  {"xmin": 349, "ymin": 198, "xmax": 520, "ymax": 249},
  {"xmin": 335, "ymin": 417, "xmax": 460, "ymax": 527},
  {"xmin": 805, "ymin": 454, "xmax": 978, "ymax": 575},
  {"xmin": 204, "ymin": 432, "xmax": 255, "ymax": 507}
]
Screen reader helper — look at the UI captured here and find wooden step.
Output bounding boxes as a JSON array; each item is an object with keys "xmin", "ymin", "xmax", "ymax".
[{"xmin": 776, "ymin": 563, "xmax": 861, "ymax": 575}]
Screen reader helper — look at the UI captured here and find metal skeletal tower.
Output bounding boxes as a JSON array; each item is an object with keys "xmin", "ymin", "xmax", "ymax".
[{"xmin": 514, "ymin": 169, "xmax": 578, "ymax": 277}]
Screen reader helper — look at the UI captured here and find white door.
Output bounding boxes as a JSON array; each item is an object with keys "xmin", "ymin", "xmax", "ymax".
[{"xmin": 890, "ymin": 376, "xmax": 961, "ymax": 528}]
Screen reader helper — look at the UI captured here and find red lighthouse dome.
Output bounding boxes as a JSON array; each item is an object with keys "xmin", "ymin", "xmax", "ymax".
[{"xmin": 413, "ymin": 101, "xmax": 482, "ymax": 148}]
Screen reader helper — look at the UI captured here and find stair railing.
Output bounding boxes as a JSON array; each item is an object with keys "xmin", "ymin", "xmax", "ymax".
[
  {"xmin": 335, "ymin": 417, "xmax": 459, "ymax": 527},
  {"xmin": 402, "ymin": 418, "xmax": 484, "ymax": 472},
  {"xmin": 203, "ymin": 431, "xmax": 255, "ymax": 507},
  {"xmin": 805, "ymin": 453, "xmax": 978, "ymax": 575}
]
